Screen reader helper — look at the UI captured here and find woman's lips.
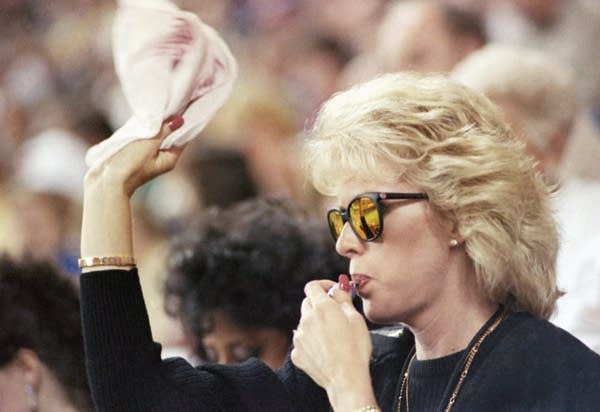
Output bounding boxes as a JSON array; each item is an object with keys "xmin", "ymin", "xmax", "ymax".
[{"xmin": 350, "ymin": 274, "xmax": 371, "ymax": 292}]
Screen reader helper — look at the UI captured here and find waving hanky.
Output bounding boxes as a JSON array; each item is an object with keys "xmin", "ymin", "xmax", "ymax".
[{"xmin": 85, "ymin": 0, "xmax": 237, "ymax": 169}]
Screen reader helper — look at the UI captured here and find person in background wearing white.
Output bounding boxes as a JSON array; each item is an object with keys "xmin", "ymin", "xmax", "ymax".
[{"xmin": 452, "ymin": 43, "xmax": 600, "ymax": 353}]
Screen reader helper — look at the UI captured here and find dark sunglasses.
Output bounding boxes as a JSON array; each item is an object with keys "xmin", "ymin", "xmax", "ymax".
[{"xmin": 327, "ymin": 192, "xmax": 429, "ymax": 241}]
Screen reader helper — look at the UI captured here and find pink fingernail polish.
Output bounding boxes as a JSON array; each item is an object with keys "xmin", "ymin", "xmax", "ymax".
[
  {"xmin": 338, "ymin": 274, "xmax": 350, "ymax": 292},
  {"xmin": 167, "ymin": 114, "xmax": 184, "ymax": 131}
]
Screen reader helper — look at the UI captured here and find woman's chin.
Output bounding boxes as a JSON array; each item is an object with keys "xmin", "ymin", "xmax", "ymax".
[{"xmin": 363, "ymin": 305, "xmax": 395, "ymax": 325}]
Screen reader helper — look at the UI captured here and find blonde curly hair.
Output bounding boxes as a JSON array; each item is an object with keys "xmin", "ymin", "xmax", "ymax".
[{"xmin": 304, "ymin": 72, "xmax": 561, "ymax": 319}]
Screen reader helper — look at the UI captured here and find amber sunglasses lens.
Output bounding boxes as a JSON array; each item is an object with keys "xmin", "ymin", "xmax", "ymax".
[
  {"xmin": 327, "ymin": 209, "xmax": 345, "ymax": 240},
  {"xmin": 349, "ymin": 196, "xmax": 381, "ymax": 241}
]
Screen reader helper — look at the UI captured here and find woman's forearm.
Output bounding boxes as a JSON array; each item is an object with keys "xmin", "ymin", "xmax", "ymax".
[
  {"xmin": 80, "ymin": 176, "xmax": 134, "ymax": 272},
  {"xmin": 80, "ymin": 121, "xmax": 184, "ymax": 273}
]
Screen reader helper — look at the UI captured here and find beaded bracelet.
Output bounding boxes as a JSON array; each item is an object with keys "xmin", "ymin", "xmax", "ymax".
[{"xmin": 78, "ymin": 256, "xmax": 136, "ymax": 269}]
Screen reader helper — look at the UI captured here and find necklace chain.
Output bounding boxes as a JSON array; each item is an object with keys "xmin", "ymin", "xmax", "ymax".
[
  {"xmin": 395, "ymin": 310, "xmax": 507, "ymax": 412},
  {"xmin": 397, "ymin": 353, "xmax": 415, "ymax": 412}
]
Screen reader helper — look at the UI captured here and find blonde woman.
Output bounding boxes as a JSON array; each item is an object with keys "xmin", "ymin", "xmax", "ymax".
[{"xmin": 79, "ymin": 73, "xmax": 599, "ymax": 411}]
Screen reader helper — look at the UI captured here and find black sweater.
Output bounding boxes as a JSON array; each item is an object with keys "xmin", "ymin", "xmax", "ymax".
[{"xmin": 80, "ymin": 269, "xmax": 600, "ymax": 411}]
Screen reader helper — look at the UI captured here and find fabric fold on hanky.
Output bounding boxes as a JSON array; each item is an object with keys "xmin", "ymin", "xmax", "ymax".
[{"xmin": 85, "ymin": 0, "xmax": 237, "ymax": 169}]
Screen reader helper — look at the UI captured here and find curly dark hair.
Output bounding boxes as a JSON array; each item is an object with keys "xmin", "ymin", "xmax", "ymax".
[
  {"xmin": 0, "ymin": 254, "xmax": 92, "ymax": 411},
  {"xmin": 164, "ymin": 197, "xmax": 348, "ymax": 357}
]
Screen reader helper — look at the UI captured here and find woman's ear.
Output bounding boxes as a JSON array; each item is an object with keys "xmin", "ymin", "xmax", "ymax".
[{"xmin": 448, "ymin": 221, "xmax": 464, "ymax": 247}]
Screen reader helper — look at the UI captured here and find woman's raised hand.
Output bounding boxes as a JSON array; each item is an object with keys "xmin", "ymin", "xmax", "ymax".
[
  {"xmin": 80, "ymin": 115, "xmax": 186, "ymax": 266},
  {"xmin": 291, "ymin": 277, "xmax": 377, "ymax": 411},
  {"xmin": 84, "ymin": 115, "xmax": 186, "ymax": 197}
]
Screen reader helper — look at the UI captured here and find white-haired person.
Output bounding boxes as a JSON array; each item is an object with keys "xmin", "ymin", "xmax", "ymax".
[
  {"xmin": 451, "ymin": 43, "xmax": 600, "ymax": 354},
  {"xmin": 78, "ymin": 72, "xmax": 600, "ymax": 411}
]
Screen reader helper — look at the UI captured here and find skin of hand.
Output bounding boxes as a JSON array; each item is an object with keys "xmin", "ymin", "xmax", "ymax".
[
  {"xmin": 85, "ymin": 120, "xmax": 186, "ymax": 198},
  {"xmin": 80, "ymin": 117, "xmax": 186, "ymax": 271},
  {"xmin": 291, "ymin": 278, "xmax": 378, "ymax": 411}
]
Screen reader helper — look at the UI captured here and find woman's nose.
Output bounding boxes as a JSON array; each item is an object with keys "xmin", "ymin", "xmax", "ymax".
[{"xmin": 335, "ymin": 221, "xmax": 362, "ymax": 257}]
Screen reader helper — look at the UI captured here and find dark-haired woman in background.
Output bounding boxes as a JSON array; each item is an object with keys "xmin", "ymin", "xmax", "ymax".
[
  {"xmin": 0, "ymin": 255, "xmax": 92, "ymax": 412},
  {"xmin": 164, "ymin": 197, "xmax": 348, "ymax": 369}
]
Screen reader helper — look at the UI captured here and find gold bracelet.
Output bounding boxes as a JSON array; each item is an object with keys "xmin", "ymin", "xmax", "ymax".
[
  {"xmin": 78, "ymin": 256, "xmax": 136, "ymax": 269},
  {"xmin": 355, "ymin": 406, "xmax": 381, "ymax": 412}
]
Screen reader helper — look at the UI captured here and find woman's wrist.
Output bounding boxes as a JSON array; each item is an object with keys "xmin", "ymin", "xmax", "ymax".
[
  {"xmin": 326, "ymin": 370, "xmax": 377, "ymax": 412},
  {"xmin": 354, "ymin": 406, "xmax": 381, "ymax": 412},
  {"xmin": 81, "ymin": 172, "xmax": 134, "ymax": 270},
  {"xmin": 83, "ymin": 165, "xmax": 131, "ymax": 199},
  {"xmin": 328, "ymin": 391, "xmax": 379, "ymax": 412}
]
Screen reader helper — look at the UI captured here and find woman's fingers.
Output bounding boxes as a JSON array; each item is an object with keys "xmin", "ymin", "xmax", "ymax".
[
  {"xmin": 166, "ymin": 114, "xmax": 184, "ymax": 133},
  {"xmin": 329, "ymin": 282, "xmax": 355, "ymax": 306},
  {"xmin": 153, "ymin": 141, "xmax": 187, "ymax": 175},
  {"xmin": 292, "ymin": 278, "xmax": 371, "ymax": 392},
  {"xmin": 115, "ymin": 115, "xmax": 187, "ymax": 195},
  {"xmin": 304, "ymin": 277, "xmax": 354, "ymax": 307},
  {"xmin": 300, "ymin": 296, "xmax": 312, "ymax": 317},
  {"xmin": 305, "ymin": 279, "xmax": 336, "ymax": 294},
  {"xmin": 304, "ymin": 279, "xmax": 336, "ymax": 306},
  {"xmin": 153, "ymin": 115, "xmax": 187, "ymax": 173}
]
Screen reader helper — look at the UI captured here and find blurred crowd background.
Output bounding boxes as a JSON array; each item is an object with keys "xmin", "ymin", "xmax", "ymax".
[{"xmin": 1, "ymin": 0, "xmax": 599, "ymax": 351}]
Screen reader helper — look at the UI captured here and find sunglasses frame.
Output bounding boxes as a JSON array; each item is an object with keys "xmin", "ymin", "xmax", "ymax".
[{"xmin": 327, "ymin": 192, "xmax": 429, "ymax": 242}]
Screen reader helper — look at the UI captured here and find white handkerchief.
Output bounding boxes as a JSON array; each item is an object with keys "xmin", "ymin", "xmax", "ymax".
[{"xmin": 85, "ymin": 0, "xmax": 237, "ymax": 169}]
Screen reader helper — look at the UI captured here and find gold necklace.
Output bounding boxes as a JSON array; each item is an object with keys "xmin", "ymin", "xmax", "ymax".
[
  {"xmin": 395, "ymin": 310, "xmax": 507, "ymax": 412},
  {"xmin": 397, "ymin": 353, "xmax": 415, "ymax": 412}
]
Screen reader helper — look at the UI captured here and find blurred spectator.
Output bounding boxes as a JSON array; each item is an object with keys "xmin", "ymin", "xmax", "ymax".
[
  {"xmin": 11, "ymin": 128, "xmax": 88, "ymax": 276},
  {"xmin": 208, "ymin": 76, "xmax": 310, "ymax": 202},
  {"xmin": 303, "ymin": 0, "xmax": 387, "ymax": 55},
  {"xmin": 71, "ymin": 110, "xmax": 114, "ymax": 147},
  {"xmin": 2, "ymin": 50, "xmax": 56, "ymax": 112},
  {"xmin": 483, "ymin": 0, "xmax": 600, "ymax": 122},
  {"xmin": 560, "ymin": 107, "xmax": 600, "ymax": 181},
  {"xmin": 233, "ymin": 80, "xmax": 301, "ymax": 197},
  {"xmin": 0, "ymin": 91, "xmax": 24, "ymax": 256},
  {"xmin": 340, "ymin": 0, "xmax": 486, "ymax": 87},
  {"xmin": 14, "ymin": 128, "xmax": 88, "ymax": 200},
  {"xmin": 481, "ymin": 0, "xmax": 600, "ymax": 180},
  {"xmin": 285, "ymin": 35, "xmax": 354, "ymax": 126},
  {"xmin": 187, "ymin": 144, "xmax": 257, "ymax": 209},
  {"xmin": 376, "ymin": 0, "xmax": 486, "ymax": 73},
  {"xmin": 0, "ymin": 254, "xmax": 92, "ymax": 411},
  {"xmin": 164, "ymin": 197, "xmax": 348, "ymax": 368},
  {"xmin": 452, "ymin": 43, "xmax": 600, "ymax": 353}
]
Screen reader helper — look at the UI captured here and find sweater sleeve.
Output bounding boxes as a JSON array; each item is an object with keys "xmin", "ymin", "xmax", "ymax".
[
  {"xmin": 80, "ymin": 269, "xmax": 223, "ymax": 411},
  {"xmin": 79, "ymin": 269, "xmax": 330, "ymax": 412}
]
